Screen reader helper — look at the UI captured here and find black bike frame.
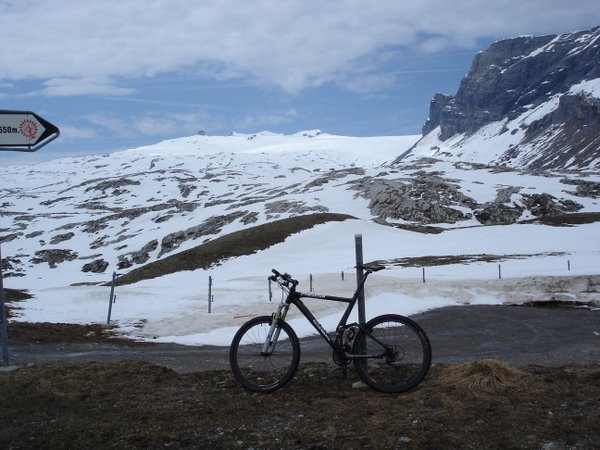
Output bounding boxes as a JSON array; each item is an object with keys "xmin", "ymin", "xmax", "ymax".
[{"xmin": 283, "ymin": 270, "xmax": 373, "ymax": 356}]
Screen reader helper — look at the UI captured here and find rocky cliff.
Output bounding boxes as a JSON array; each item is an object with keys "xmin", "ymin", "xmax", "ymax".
[{"xmin": 400, "ymin": 26, "xmax": 600, "ymax": 170}]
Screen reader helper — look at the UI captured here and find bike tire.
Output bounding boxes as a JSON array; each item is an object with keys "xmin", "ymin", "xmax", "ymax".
[
  {"xmin": 229, "ymin": 315, "xmax": 300, "ymax": 393},
  {"xmin": 352, "ymin": 314, "xmax": 431, "ymax": 393}
]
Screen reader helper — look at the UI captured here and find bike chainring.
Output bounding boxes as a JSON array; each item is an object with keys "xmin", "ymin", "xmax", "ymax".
[{"xmin": 332, "ymin": 350, "xmax": 350, "ymax": 367}]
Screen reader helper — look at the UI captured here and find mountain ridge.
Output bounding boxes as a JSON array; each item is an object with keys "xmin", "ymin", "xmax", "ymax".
[{"xmin": 398, "ymin": 26, "xmax": 600, "ymax": 170}]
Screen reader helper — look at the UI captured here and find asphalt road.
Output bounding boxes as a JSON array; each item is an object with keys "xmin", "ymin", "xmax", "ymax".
[{"xmin": 6, "ymin": 305, "xmax": 600, "ymax": 373}]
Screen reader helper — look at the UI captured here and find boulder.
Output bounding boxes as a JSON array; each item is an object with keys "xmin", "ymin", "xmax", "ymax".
[{"xmin": 82, "ymin": 258, "xmax": 109, "ymax": 273}]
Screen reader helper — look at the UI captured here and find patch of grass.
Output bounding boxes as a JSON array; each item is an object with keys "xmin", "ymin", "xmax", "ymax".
[
  {"xmin": 375, "ymin": 220, "xmax": 445, "ymax": 234},
  {"xmin": 524, "ymin": 211, "xmax": 600, "ymax": 226},
  {"xmin": 6, "ymin": 322, "xmax": 135, "ymax": 345},
  {"xmin": 370, "ymin": 252, "xmax": 567, "ymax": 268},
  {"xmin": 115, "ymin": 213, "xmax": 354, "ymax": 285}
]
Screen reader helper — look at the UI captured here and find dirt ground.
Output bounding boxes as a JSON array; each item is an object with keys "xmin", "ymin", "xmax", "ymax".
[
  {"xmin": 1, "ymin": 303, "xmax": 600, "ymax": 449},
  {"xmin": 1, "ymin": 359, "xmax": 599, "ymax": 449}
]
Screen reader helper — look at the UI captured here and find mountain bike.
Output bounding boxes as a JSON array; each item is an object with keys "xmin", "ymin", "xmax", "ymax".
[{"xmin": 229, "ymin": 266, "xmax": 431, "ymax": 393}]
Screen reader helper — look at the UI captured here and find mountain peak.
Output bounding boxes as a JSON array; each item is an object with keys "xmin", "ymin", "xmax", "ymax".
[{"xmin": 403, "ymin": 26, "xmax": 600, "ymax": 170}]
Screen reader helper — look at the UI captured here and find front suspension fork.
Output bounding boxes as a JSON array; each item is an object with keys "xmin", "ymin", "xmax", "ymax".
[{"xmin": 261, "ymin": 301, "xmax": 290, "ymax": 355}]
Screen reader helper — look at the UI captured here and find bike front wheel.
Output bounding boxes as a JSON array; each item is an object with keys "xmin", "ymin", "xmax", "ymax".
[
  {"xmin": 352, "ymin": 314, "xmax": 431, "ymax": 393},
  {"xmin": 229, "ymin": 316, "xmax": 300, "ymax": 392}
]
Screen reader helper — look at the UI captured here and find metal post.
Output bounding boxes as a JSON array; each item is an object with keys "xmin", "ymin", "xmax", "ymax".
[
  {"xmin": 0, "ymin": 113, "xmax": 59, "ymax": 367},
  {"xmin": 341, "ymin": 271, "xmax": 344, "ymax": 281},
  {"xmin": 309, "ymin": 274, "xmax": 313, "ymax": 292},
  {"xmin": 498, "ymin": 264, "xmax": 502, "ymax": 280},
  {"xmin": 568, "ymin": 260, "xmax": 571, "ymax": 271},
  {"xmin": 422, "ymin": 267, "xmax": 426, "ymax": 283},
  {"xmin": 208, "ymin": 276, "xmax": 212, "ymax": 313},
  {"xmin": 355, "ymin": 235, "xmax": 367, "ymax": 374},
  {"xmin": 0, "ymin": 244, "xmax": 10, "ymax": 367},
  {"xmin": 355, "ymin": 234, "xmax": 365, "ymax": 326},
  {"xmin": 268, "ymin": 277, "xmax": 273, "ymax": 301},
  {"xmin": 106, "ymin": 271, "xmax": 117, "ymax": 325}
]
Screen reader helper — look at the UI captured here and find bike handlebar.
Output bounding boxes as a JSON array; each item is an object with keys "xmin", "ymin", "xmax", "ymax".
[
  {"xmin": 270, "ymin": 265, "xmax": 385, "ymax": 286},
  {"xmin": 270, "ymin": 269, "xmax": 298, "ymax": 287},
  {"xmin": 271, "ymin": 268, "xmax": 290, "ymax": 280}
]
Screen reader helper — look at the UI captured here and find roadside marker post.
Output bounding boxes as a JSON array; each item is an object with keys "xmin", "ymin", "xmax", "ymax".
[
  {"xmin": 106, "ymin": 272, "xmax": 120, "ymax": 324},
  {"xmin": 208, "ymin": 276, "xmax": 213, "ymax": 313}
]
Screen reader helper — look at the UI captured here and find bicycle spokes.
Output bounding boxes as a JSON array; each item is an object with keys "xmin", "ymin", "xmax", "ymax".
[
  {"xmin": 352, "ymin": 315, "xmax": 431, "ymax": 393},
  {"xmin": 230, "ymin": 316, "xmax": 300, "ymax": 392}
]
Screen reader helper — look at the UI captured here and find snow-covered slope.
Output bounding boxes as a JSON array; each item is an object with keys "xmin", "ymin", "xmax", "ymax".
[
  {"xmin": 2, "ymin": 129, "xmax": 599, "ymax": 345},
  {"xmin": 1, "ymin": 131, "xmax": 418, "ymax": 288}
]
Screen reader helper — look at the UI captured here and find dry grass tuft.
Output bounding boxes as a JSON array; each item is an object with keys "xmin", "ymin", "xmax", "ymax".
[{"xmin": 437, "ymin": 359, "xmax": 531, "ymax": 393}]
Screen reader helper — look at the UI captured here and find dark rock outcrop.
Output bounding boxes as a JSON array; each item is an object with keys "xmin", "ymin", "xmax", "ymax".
[
  {"xmin": 424, "ymin": 28, "xmax": 600, "ymax": 138},
  {"xmin": 474, "ymin": 204, "xmax": 523, "ymax": 225},
  {"xmin": 82, "ymin": 258, "xmax": 109, "ymax": 273},
  {"xmin": 521, "ymin": 193, "xmax": 582, "ymax": 217},
  {"xmin": 351, "ymin": 174, "xmax": 477, "ymax": 224},
  {"xmin": 415, "ymin": 26, "xmax": 600, "ymax": 170},
  {"xmin": 158, "ymin": 211, "xmax": 247, "ymax": 256},
  {"xmin": 31, "ymin": 249, "xmax": 78, "ymax": 268}
]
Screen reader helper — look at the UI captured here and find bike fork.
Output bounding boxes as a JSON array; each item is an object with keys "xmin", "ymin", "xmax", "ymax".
[{"xmin": 261, "ymin": 301, "xmax": 289, "ymax": 355}]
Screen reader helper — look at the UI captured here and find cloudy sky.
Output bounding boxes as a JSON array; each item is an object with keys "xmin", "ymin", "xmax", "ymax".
[{"xmin": 1, "ymin": 0, "xmax": 599, "ymax": 164}]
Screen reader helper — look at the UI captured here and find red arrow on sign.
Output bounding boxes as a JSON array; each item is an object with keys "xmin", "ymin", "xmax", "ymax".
[{"xmin": 0, "ymin": 110, "xmax": 60, "ymax": 152}]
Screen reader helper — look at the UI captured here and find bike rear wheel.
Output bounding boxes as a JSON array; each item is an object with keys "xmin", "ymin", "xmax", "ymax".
[
  {"xmin": 229, "ymin": 316, "xmax": 300, "ymax": 392},
  {"xmin": 353, "ymin": 314, "xmax": 431, "ymax": 393}
]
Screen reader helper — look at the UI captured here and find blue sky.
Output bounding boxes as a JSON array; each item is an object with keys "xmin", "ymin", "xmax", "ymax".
[{"xmin": 1, "ymin": 0, "xmax": 599, "ymax": 165}]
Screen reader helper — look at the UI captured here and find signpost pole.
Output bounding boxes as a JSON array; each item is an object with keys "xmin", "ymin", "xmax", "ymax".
[
  {"xmin": 0, "ymin": 109, "xmax": 60, "ymax": 367},
  {"xmin": 0, "ymin": 245, "xmax": 10, "ymax": 367}
]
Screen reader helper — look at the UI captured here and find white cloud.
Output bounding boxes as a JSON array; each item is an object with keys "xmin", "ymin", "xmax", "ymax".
[
  {"xmin": 84, "ymin": 111, "xmax": 215, "ymax": 138},
  {"xmin": 1, "ymin": 0, "xmax": 599, "ymax": 94},
  {"xmin": 56, "ymin": 124, "xmax": 99, "ymax": 141},
  {"xmin": 235, "ymin": 109, "xmax": 299, "ymax": 130},
  {"xmin": 84, "ymin": 108, "xmax": 300, "ymax": 139},
  {"xmin": 26, "ymin": 77, "xmax": 136, "ymax": 97}
]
